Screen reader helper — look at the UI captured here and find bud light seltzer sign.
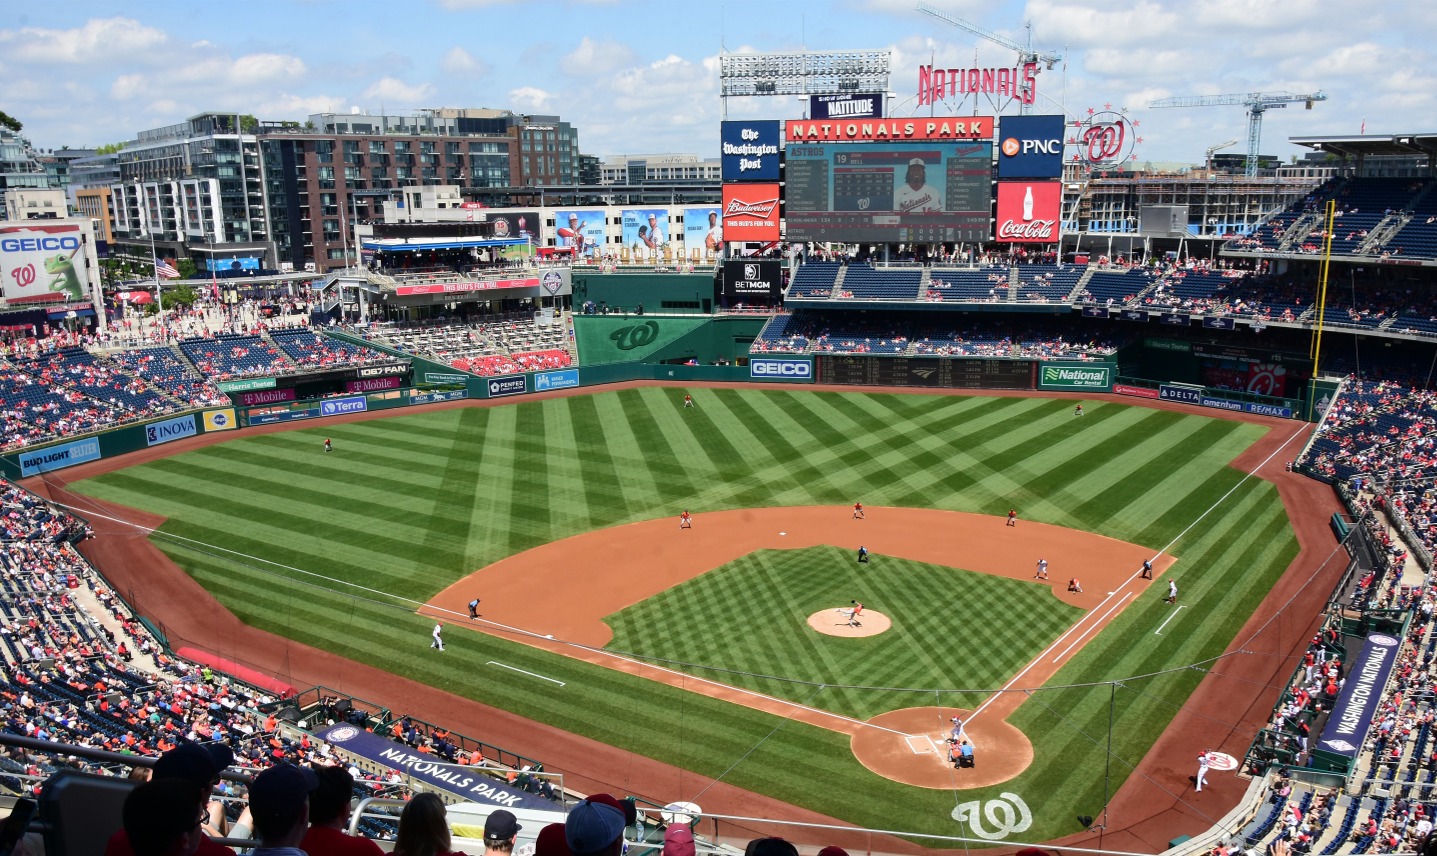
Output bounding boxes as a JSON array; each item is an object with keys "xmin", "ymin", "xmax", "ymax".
[{"xmin": 995, "ymin": 182, "xmax": 1062, "ymax": 243}]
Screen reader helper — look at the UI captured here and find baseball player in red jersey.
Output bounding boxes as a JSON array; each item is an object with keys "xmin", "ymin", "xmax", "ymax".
[
  {"xmin": 679, "ymin": 510, "xmax": 692, "ymax": 530},
  {"xmin": 1007, "ymin": 508, "xmax": 1018, "ymax": 527},
  {"xmin": 847, "ymin": 600, "xmax": 864, "ymax": 627},
  {"xmin": 853, "ymin": 501, "xmax": 865, "ymax": 519}
]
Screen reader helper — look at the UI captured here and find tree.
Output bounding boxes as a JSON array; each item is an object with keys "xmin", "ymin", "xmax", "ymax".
[
  {"xmin": 160, "ymin": 284, "xmax": 199, "ymax": 310},
  {"xmin": 176, "ymin": 258, "xmax": 198, "ymax": 280},
  {"xmin": 239, "ymin": 114, "xmax": 259, "ymax": 133},
  {"xmin": 0, "ymin": 110, "xmax": 21, "ymax": 133},
  {"xmin": 95, "ymin": 142, "xmax": 127, "ymax": 155}
]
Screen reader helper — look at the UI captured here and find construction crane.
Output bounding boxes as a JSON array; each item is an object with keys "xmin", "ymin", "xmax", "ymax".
[
  {"xmin": 1205, "ymin": 139, "xmax": 1238, "ymax": 173},
  {"xmin": 1148, "ymin": 91, "xmax": 1327, "ymax": 177},
  {"xmin": 915, "ymin": 2, "xmax": 1062, "ymax": 115}
]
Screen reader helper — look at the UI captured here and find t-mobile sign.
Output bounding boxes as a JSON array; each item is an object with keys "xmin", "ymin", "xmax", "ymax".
[{"xmin": 995, "ymin": 182, "xmax": 1062, "ymax": 243}]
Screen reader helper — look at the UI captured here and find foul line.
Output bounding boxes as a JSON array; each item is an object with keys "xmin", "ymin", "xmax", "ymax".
[
  {"xmin": 1154, "ymin": 605, "xmax": 1187, "ymax": 636},
  {"xmin": 1051, "ymin": 592, "xmax": 1131, "ymax": 663},
  {"xmin": 486, "ymin": 661, "xmax": 565, "ymax": 686}
]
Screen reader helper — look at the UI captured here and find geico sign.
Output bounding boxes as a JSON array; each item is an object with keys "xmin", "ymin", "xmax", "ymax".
[
  {"xmin": 1, "ymin": 236, "xmax": 82, "ymax": 253},
  {"xmin": 1001, "ymin": 137, "xmax": 1062, "ymax": 156},
  {"xmin": 751, "ymin": 361, "xmax": 811, "ymax": 377}
]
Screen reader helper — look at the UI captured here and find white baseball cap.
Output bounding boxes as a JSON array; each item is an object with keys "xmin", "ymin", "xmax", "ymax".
[{"xmin": 908, "ymin": 158, "xmax": 925, "ymax": 167}]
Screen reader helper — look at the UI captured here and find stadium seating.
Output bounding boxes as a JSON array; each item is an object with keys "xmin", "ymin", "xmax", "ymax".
[
  {"xmin": 928, "ymin": 266, "xmax": 1011, "ymax": 302},
  {"xmin": 269, "ymin": 327, "xmax": 394, "ymax": 370},
  {"xmin": 107, "ymin": 345, "xmax": 228, "ymax": 407},
  {"xmin": 358, "ymin": 316, "xmax": 573, "ymax": 376},
  {"xmin": 840, "ymin": 265, "xmax": 923, "ymax": 301},
  {"xmin": 788, "ymin": 262, "xmax": 841, "ymax": 298},
  {"xmin": 179, "ymin": 333, "xmax": 295, "ymax": 380},
  {"xmin": 1014, "ymin": 265, "xmax": 1085, "ymax": 303}
]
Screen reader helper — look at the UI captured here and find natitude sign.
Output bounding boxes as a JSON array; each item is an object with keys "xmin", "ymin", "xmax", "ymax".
[{"xmin": 995, "ymin": 182, "xmax": 1062, "ymax": 243}]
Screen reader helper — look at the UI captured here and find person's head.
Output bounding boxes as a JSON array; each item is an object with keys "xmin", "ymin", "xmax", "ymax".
[
  {"xmin": 536, "ymin": 822, "xmax": 572, "ymax": 856},
  {"xmin": 745, "ymin": 838, "xmax": 798, "ymax": 856},
  {"xmin": 565, "ymin": 794, "xmax": 628, "ymax": 856},
  {"xmin": 662, "ymin": 825, "xmax": 696, "ymax": 856},
  {"xmin": 708, "ymin": 212, "xmax": 717, "ymax": 226},
  {"xmin": 484, "ymin": 809, "xmax": 522, "ymax": 852},
  {"xmin": 396, "ymin": 793, "xmax": 451, "ymax": 856},
  {"xmin": 648, "ymin": 214, "xmax": 658, "ymax": 226},
  {"xmin": 152, "ymin": 742, "xmax": 233, "ymax": 790},
  {"xmin": 123, "ymin": 778, "xmax": 207, "ymax": 856},
  {"xmin": 308, "ymin": 763, "xmax": 356, "ymax": 827},
  {"xmin": 568, "ymin": 214, "xmax": 579, "ymax": 225},
  {"xmin": 249, "ymin": 763, "xmax": 319, "ymax": 844},
  {"xmin": 905, "ymin": 160, "xmax": 926, "ymax": 190}
]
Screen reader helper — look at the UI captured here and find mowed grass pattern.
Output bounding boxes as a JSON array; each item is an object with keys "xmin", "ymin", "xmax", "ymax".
[
  {"xmin": 72, "ymin": 389, "xmax": 1297, "ymax": 840},
  {"xmin": 607, "ymin": 546, "xmax": 1082, "ymax": 719}
]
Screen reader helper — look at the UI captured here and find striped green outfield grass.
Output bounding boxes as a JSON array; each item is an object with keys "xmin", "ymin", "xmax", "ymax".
[
  {"xmin": 606, "ymin": 546, "xmax": 1082, "ymax": 720},
  {"xmin": 71, "ymin": 389, "xmax": 1296, "ymax": 841}
]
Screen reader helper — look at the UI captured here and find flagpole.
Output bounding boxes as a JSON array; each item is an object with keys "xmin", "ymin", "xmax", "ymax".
[{"xmin": 139, "ymin": 180, "xmax": 163, "ymax": 312}]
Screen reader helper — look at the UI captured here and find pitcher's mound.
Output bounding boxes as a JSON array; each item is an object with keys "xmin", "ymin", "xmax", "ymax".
[{"xmin": 807, "ymin": 609, "xmax": 891, "ymax": 637}]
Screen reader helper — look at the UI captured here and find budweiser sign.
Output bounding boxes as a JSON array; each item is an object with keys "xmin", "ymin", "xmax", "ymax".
[
  {"xmin": 995, "ymin": 182, "xmax": 1062, "ymax": 244},
  {"xmin": 722, "ymin": 183, "xmax": 781, "ymax": 242}
]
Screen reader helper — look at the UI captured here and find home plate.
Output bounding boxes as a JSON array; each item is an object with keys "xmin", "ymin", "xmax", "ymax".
[{"xmin": 780, "ymin": 531, "xmax": 787, "ymax": 536}]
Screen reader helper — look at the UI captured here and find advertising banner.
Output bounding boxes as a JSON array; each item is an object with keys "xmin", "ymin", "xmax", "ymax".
[
  {"xmin": 620, "ymin": 209, "xmax": 671, "ymax": 259},
  {"xmin": 217, "ymin": 377, "xmax": 277, "ymax": 393},
  {"xmin": 320, "ymin": 396, "xmax": 367, "ymax": 416},
  {"xmin": 424, "ymin": 373, "xmax": 470, "ymax": 385},
  {"xmin": 1199, "ymin": 395, "xmax": 1245, "ymax": 413},
  {"xmin": 144, "ymin": 414, "xmax": 199, "ymax": 447},
  {"xmin": 749, "ymin": 358, "xmax": 813, "ymax": 381},
  {"xmin": 235, "ymin": 388, "xmax": 296, "ymax": 407},
  {"xmin": 786, "ymin": 116, "xmax": 993, "ymax": 143},
  {"xmin": 722, "ymin": 184, "xmax": 781, "ymax": 242},
  {"xmin": 316, "ymin": 724, "xmax": 549, "ymax": 809},
  {"xmin": 481, "ymin": 210, "xmax": 540, "ymax": 242},
  {"xmin": 722, "ymin": 260, "xmax": 782, "ymax": 301},
  {"xmin": 1204, "ymin": 316, "xmax": 1236, "ymax": 330},
  {"xmin": 1037, "ymin": 363, "xmax": 1113, "ymax": 391},
  {"xmin": 1159, "ymin": 313, "xmax": 1190, "ymax": 326},
  {"xmin": 410, "ymin": 389, "xmax": 468, "ymax": 405},
  {"xmin": 997, "ymin": 115, "xmax": 1065, "ymax": 179},
  {"xmin": 1119, "ymin": 309, "xmax": 1148, "ymax": 322},
  {"xmin": 1158, "ymin": 385, "xmax": 1202, "ymax": 405},
  {"xmin": 487, "ymin": 376, "xmax": 527, "ymax": 398},
  {"xmin": 346, "ymin": 376, "xmax": 403, "ymax": 393},
  {"xmin": 810, "ymin": 93, "xmax": 883, "ymax": 120},
  {"xmin": 206, "ymin": 256, "xmax": 262, "ymax": 272},
  {"xmin": 1114, "ymin": 384, "xmax": 1160, "ymax": 399},
  {"xmin": 1246, "ymin": 402, "xmax": 1293, "ymax": 419},
  {"xmin": 394, "ymin": 278, "xmax": 542, "ymax": 297},
  {"xmin": 202, "ymin": 408, "xmax": 238, "ymax": 432},
  {"xmin": 18, "ymin": 437, "xmax": 102, "ymax": 477},
  {"xmin": 1081, "ymin": 306, "xmax": 1109, "ymax": 318},
  {"xmin": 356, "ymin": 364, "xmax": 409, "ymax": 379},
  {"xmin": 721, "ymin": 120, "xmax": 781, "ymax": 181},
  {"xmin": 0, "ymin": 223, "xmax": 94, "ymax": 304},
  {"xmin": 554, "ymin": 210, "xmax": 605, "ymax": 259},
  {"xmin": 995, "ymin": 182, "xmax": 1061, "ymax": 243},
  {"xmin": 249, "ymin": 408, "xmax": 318, "ymax": 425},
  {"xmin": 534, "ymin": 369, "xmax": 580, "ymax": 391},
  {"xmin": 1317, "ymin": 632, "xmax": 1402, "ymax": 759},
  {"xmin": 683, "ymin": 207, "xmax": 723, "ymax": 253}
]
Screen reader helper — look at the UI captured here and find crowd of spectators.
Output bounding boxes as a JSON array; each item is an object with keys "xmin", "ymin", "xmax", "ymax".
[{"xmin": 753, "ymin": 311, "xmax": 1125, "ymax": 359}]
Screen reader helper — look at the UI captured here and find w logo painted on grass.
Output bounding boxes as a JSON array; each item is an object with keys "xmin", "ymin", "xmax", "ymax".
[
  {"xmin": 610, "ymin": 321, "xmax": 659, "ymax": 350},
  {"xmin": 951, "ymin": 792, "xmax": 1032, "ymax": 840}
]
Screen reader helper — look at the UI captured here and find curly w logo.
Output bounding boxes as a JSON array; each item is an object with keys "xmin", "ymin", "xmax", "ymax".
[{"xmin": 610, "ymin": 321, "xmax": 659, "ymax": 351}]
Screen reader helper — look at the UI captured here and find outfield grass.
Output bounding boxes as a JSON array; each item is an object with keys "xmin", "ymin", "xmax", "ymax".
[
  {"xmin": 71, "ymin": 389, "xmax": 1297, "ymax": 842},
  {"xmin": 607, "ymin": 546, "xmax": 1082, "ymax": 719}
]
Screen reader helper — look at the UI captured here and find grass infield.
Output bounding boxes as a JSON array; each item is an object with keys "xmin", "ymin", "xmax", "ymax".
[{"xmin": 72, "ymin": 389, "xmax": 1297, "ymax": 841}]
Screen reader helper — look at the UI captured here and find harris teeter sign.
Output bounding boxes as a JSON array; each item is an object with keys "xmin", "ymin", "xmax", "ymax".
[{"xmin": 1037, "ymin": 363, "xmax": 1112, "ymax": 391}]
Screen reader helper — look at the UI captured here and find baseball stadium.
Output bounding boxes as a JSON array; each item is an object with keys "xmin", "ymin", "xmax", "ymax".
[{"xmin": 3, "ymin": 40, "xmax": 1437, "ymax": 856}]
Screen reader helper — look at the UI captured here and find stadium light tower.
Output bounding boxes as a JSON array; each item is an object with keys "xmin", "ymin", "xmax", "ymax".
[
  {"xmin": 1148, "ymin": 91, "xmax": 1327, "ymax": 177},
  {"xmin": 718, "ymin": 50, "xmax": 891, "ymax": 117},
  {"xmin": 915, "ymin": 2, "xmax": 1063, "ymax": 116}
]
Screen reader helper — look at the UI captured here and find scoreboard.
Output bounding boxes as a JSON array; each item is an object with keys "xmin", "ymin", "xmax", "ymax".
[
  {"xmin": 816, "ymin": 355, "xmax": 1034, "ymax": 389},
  {"xmin": 786, "ymin": 141, "xmax": 992, "ymax": 243}
]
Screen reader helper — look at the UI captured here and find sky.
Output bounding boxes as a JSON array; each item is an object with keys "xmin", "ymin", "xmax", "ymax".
[{"xmin": 2, "ymin": 0, "xmax": 1433, "ymax": 168}]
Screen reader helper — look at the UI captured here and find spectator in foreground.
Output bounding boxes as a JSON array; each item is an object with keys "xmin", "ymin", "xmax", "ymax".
[
  {"xmin": 565, "ymin": 795, "xmax": 628, "ymax": 856},
  {"xmin": 482, "ymin": 810, "xmax": 522, "ymax": 856},
  {"xmin": 301, "ymin": 764, "xmax": 383, "ymax": 856},
  {"xmin": 394, "ymin": 793, "xmax": 469, "ymax": 856},
  {"xmin": 248, "ymin": 764, "xmax": 319, "ymax": 856},
  {"xmin": 107, "ymin": 743, "xmax": 239, "ymax": 856},
  {"xmin": 122, "ymin": 779, "xmax": 208, "ymax": 856},
  {"xmin": 744, "ymin": 839, "xmax": 798, "ymax": 856},
  {"xmin": 661, "ymin": 825, "xmax": 695, "ymax": 856}
]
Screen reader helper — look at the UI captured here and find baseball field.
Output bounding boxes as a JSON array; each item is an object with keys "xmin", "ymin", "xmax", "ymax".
[{"xmin": 66, "ymin": 387, "xmax": 1303, "ymax": 842}]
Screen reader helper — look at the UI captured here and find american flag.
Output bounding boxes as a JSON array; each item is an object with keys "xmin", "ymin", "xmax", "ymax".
[{"xmin": 155, "ymin": 258, "xmax": 181, "ymax": 279}]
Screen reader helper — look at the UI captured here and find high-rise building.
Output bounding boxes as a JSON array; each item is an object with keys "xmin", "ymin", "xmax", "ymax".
[
  {"xmin": 108, "ymin": 113, "xmax": 274, "ymax": 269},
  {"xmin": 598, "ymin": 154, "xmax": 722, "ymax": 185},
  {"xmin": 0, "ymin": 129, "xmax": 54, "ymax": 191}
]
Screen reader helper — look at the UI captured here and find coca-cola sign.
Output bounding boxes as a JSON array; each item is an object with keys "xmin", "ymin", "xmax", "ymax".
[{"xmin": 995, "ymin": 182, "xmax": 1062, "ymax": 244}]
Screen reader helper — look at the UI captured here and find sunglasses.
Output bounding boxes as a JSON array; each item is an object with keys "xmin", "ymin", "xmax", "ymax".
[{"xmin": 195, "ymin": 809, "xmax": 210, "ymax": 829}]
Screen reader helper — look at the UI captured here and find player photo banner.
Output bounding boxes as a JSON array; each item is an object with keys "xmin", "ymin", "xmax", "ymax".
[
  {"xmin": 620, "ymin": 209, "xmax": 670, "ymax": 259},
  {"xmin": 554, "ymin": 209, "xmax": 605, "ymax": 259},
  {"xmin": 683, "ymin": 207, "xmax": 723, "ymax": 252},
  {"xmin": 722, "ymin": 184, "xmax": 781, "ymax": 242},
  {"xmin": 995, "ymin": 182, "xmax": 1062, "ymax": 243}
]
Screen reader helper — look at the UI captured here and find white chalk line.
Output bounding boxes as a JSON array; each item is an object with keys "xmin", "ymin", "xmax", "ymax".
[
  {"xmin": 1154, "ymin": 605, "xmax": 1187, "ymax": 636},
  {"xmin": 486, "ymin": 661, "xmax": 565, "ymax": 686}
]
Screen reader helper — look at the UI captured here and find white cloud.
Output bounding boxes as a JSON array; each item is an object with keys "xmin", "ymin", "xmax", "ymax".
[
  {"xmin": 228, "ymin": 54, "xmax": 307, "ymax": 85},
  {"xmin": 362, "ymin": 77, "xmax": 435, "ymax": 103},
  {"xmin": 0, "ymin": 17, "xmax": 166, "ymax": 64},
  {"xmin": 440, "ymin": 46, "xmax": 487, "ymax": 76},
  {"xmin": 111, "ymin": 74, "xmax": 147, "ymax": 101},
  {"xmin": 560, "ymin": 37, "xmax": 635, "ymax": 76},
  {"xmin": 509, "ymin": 86, "xmax": 555, "ymax": 112}
]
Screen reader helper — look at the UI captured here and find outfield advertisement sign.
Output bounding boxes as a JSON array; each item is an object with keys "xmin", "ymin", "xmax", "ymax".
[
  {"xmin": 144, "ymin": 414, "xmax": 198, "ymax": 447},
  {"xmin": 1317, "ymin": 632, "xmax": 1402, "ymax": 759},
  {"xmin": 250, "ymin": 408, "xmax": 319, "ymax": 425},
  {"xmin": 1158, "ymin": 384, "xmax": 1295, "ymax": 419},
  {"xmin": 236, "ymin": 388, "xmax": 296, "ymax": 407},
  {"xmin": 321, "ymin": 397, "xmax": 367, "ymax": 416},
  {"xmin": 1247, "ymin": 402, "xmax": 1293, "ymax": 418},
  {"xmin": 202, "ymin": 409, "xmax": 238, "ymax": 432},
  {"xmin": 410, "ymin": 389, "xmax": 468, "ymax": 405},
  {"xmin": 1037, "ymin": 363, "xmax": 1112, "ymax": 391},
  {"xmin": 534, "ymin": 369, "xmax": 579, "ymax": 391},
  {"xmin": 1114, "ymin": 384, "xmax": 1160, "ymax": 399},
  {"xmin": 424, "ymin": 372, "xmax": 470, "ymax": 385},
  {"xmin": 18, "ymin": 437, "xmax": 102, "ymax": 476},
  {"xmin": 487, "ymin": 376, "xmax": 527, "ymax": 398},
  {"xmin": 217, "ymin": 377, "xmax": 277, "ymax": 393},
  {"xmin": 316, "ymin": 724, "xmax": 550, "ymax": 809},
  {"xmin": 346, "ymin": 377, "xmax": 402, "ymax": 393},
  {"xmin": 750, "ymin": 359, "xmax": 813, "ymax": 381},
  {"xmin": 1158, "ymin": 385, "xmax": 1202, "ymax": 404}
]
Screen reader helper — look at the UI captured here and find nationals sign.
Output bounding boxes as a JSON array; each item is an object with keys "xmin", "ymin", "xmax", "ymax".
[
  {"xmin": 1070, "ymin": 109, "xmax": 1142, "ymax": 167},
  {"xmin": 722, "ymin": 183, "xmax": 781, "ymax": 242},
  {"xmin": 995, "ymin": 182, "xmax": 1062, "ymax": 243},
  {"xmin": 785, "ymin": 117, "xmax": 993, "ymax": 143}
]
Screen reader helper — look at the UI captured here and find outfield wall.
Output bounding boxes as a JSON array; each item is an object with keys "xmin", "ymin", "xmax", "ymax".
[{"xmin": 0, "ymin": 409, "xmax": 239, "ymax": 481}]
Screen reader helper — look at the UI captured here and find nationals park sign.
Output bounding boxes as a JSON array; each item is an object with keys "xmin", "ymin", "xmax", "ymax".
[{"xmin": 785, "ymin": 117, "xmax": 993, "ymax": 143}]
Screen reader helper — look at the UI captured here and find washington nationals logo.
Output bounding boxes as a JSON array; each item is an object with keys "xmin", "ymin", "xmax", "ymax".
[
  {"xmin": 12, "ymin": 264, "xmax": 36, "ymax": 289},
  {"xmin": 1070, "ymin": 106, "xmax": 1142, "ymax": 168},
  {"xmin": 951, "ymin": 792, "xmax": 1032, "ymax": 840},
  {"xmin": 610, "ymin": 320, "xmax": 659, "ymax": 351}
]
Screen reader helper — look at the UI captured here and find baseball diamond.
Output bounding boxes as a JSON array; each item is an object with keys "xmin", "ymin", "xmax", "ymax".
[{"xmin": 57, "ymin": 384, "xmax": 1327, "ymax": 846}]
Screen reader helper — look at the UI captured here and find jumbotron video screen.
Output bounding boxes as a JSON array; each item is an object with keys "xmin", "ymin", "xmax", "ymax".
[{"xmin": 785, "ymin": 141, "xmax": 993, "ymax": 243}]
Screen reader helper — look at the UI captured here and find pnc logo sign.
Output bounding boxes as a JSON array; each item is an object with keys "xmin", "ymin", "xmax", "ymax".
[{"xmin": 1002, "ymin": 136, "xmax": 1061, "ymax": 156}]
